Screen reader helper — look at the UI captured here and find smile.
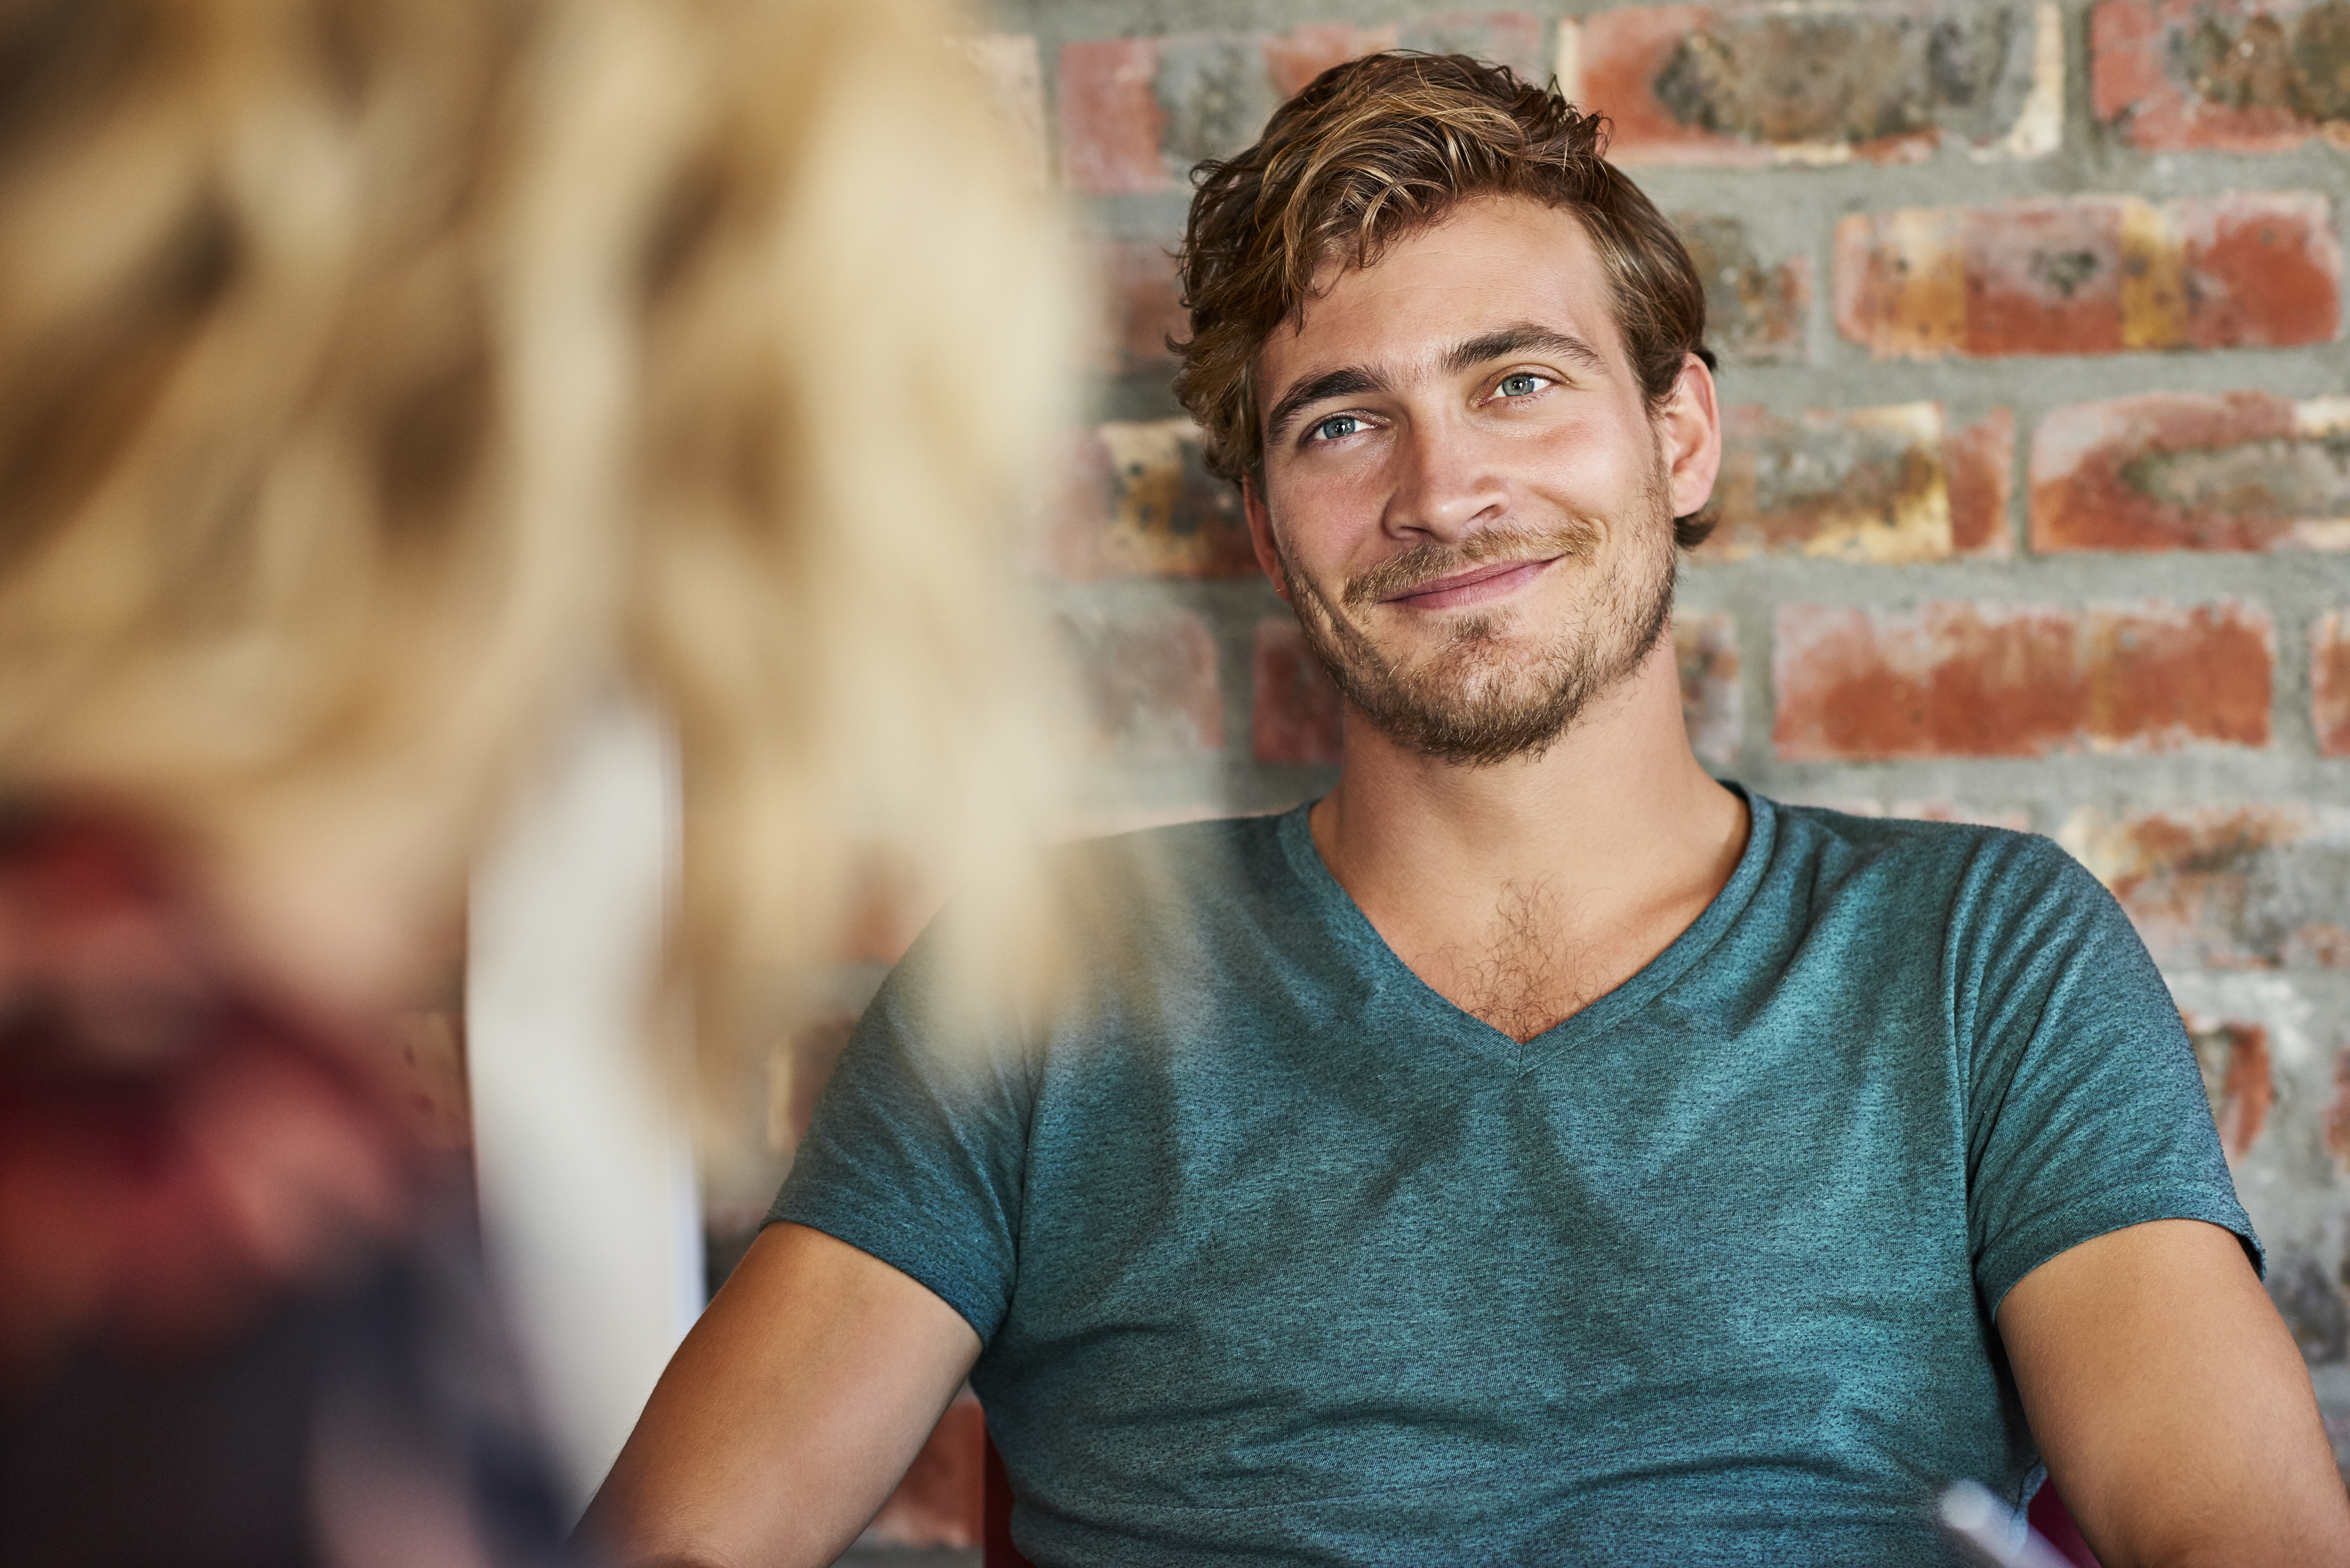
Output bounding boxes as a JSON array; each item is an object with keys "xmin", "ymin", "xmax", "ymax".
[{"xmin": 1380, "ymin": 556, "xmax": 1558, "ymax": 611}]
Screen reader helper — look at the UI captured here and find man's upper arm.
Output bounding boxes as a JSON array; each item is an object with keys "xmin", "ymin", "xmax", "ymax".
[
  {"xmin": 580, "ymin": 1221, "xmax": 981, "ymax": 1568},
  {"xmin": 1999, "ymin": 1218, "xmax": 2350, "ymax": 1568}
]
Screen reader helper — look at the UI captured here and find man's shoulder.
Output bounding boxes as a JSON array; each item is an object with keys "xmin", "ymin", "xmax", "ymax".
[{"xmin": 1757, "ymin": 794, "xmax": 2099, "ymax": 920}]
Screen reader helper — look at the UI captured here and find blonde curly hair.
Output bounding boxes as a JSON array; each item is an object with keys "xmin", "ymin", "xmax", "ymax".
[{"xmin": 0, "ymin": 0, "xmax": 1073, "ymax": 1057}]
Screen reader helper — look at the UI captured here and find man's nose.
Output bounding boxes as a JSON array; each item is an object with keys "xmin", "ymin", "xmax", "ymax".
[{"xmin": 1383, "ymin": 415, "xmax": 1507, "ymax": 543}]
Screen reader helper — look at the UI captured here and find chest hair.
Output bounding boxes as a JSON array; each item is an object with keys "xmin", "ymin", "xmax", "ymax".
[{"xmin": 1416, "ymin": 878, "xmax": 1595, "ymax": 1044}]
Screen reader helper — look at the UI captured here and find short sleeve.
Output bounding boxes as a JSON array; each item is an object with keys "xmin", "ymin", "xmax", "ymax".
[
  {"xmin": 766, "ymin": 913, "xmax": 1035, "ymax": 1345},
  {"xmin": 1955, "ymin": 839, "xmax": 2260, "ymax": 1316}
]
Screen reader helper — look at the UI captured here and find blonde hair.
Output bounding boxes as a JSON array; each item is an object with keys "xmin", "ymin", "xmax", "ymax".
[{"xmin": 0, "ymin": 0, "xmax": 1073, "ymax": 1056}]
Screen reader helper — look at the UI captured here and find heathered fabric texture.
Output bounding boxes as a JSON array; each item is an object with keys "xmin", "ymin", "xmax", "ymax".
[{"xmin": 772, "ymin": 788, "xmax": 2255, "ymax": 1567}]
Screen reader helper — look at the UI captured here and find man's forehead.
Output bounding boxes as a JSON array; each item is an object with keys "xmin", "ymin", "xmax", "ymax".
[{"xmin": 1265, "ymin": 196, "xmax": 1624, "ymax": 376}]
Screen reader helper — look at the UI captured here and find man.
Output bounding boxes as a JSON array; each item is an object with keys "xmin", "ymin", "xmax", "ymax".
[{"xmin": 585, "ymin": 55, "xmax": 2350, "ymax": 1567}]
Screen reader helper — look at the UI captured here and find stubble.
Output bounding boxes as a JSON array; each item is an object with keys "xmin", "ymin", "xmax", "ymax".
[{"xmin": 1275, "ymin": 461, "xmax": 1678, "ymax": 767}]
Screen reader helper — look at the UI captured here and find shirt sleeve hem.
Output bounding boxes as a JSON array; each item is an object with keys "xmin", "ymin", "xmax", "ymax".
[
  {"xmin": 1979, "ymin": 1181, "xmax": 2262, "ymax": 1320},
  {"xmin": 763, "ymin": 1203, "xmax": 1004, "ymax": 1346}
]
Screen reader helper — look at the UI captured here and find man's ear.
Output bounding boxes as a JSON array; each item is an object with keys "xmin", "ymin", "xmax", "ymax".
[
  {"xmin": 1242, "ymin": 476, "xmax": 1290, "ymax": 601},
  {"xmin": 1654, "ymin": 353, "xmax": 1722, "ymax": 522}
]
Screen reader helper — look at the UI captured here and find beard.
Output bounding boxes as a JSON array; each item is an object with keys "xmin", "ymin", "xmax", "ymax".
[{"xmin": 1274, "ymin": 462, "xmax": 1677, "ymax": 768}]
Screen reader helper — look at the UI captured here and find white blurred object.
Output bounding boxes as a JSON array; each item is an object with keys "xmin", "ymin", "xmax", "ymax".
[
  {"xmin": 467, "ymin": 696, "xmax": 702, "ymax": 1521},
  {"xmin": 1939, "ymin": 1480, "xmax": 2076, "ymax": 1568}
]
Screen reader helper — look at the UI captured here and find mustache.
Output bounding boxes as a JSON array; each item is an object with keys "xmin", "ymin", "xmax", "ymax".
[{"xmin": 1341, "ymin": 519, "xmax": 1605, "ymax": 610}]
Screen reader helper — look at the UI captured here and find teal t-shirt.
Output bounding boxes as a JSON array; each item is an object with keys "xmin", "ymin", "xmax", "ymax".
[{"xmin": 771, "ymin": 789, "xmax": 2256, "ymax": 1566}]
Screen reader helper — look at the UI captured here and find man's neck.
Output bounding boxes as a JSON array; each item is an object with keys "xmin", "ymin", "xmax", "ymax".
[{"xmin": 1307, "ymin": 634, "xmax": 1749, "ymax": 1042}]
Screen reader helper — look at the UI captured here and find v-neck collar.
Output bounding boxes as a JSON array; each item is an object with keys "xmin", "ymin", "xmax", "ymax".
[{"xmin": 1272, "ymin": 784, "xmax": 1775, "ymax": 1076}]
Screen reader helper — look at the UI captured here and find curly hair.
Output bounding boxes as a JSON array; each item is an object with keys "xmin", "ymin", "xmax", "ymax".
[
  {"xmin": 0, "ymin": 0, "xmax": 1074, "ymax": 1063},
  {"xmin": 1172, "ymin": 51, "xmax": 1716, "ymax": 548}
]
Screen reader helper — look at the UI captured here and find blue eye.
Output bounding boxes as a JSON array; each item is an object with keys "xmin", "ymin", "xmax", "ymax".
[
  {"xmin": 1498, "ymin": 373, "xmax": 1546, "ymax": 398},
  {"xmin": 1312, "ymin": 414, "xmax": 1362, "ymax": 442}
]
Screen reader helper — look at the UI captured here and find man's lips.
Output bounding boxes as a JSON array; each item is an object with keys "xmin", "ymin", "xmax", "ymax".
[{"xmin": 1378, "ymin": 556, "xmax": 1558, "ymax": 611}]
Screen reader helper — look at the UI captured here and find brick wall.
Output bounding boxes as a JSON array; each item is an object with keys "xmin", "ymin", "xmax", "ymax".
[{"xmin": 803, "ymin": 1, "xmax": 2350, "ymax": 1544}]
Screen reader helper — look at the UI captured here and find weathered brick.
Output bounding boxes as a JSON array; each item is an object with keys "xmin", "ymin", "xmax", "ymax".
[
  {"xmin": 1263, "ymin": 23, "xmax": 1401, "ymax": 98},
  {"xmin": 1060, "ymin": 38, "xmax": 1170, "ymax": 194},
  {"xmin": 2031, "ymin": 391, "xmax": 2350, "ymax": 551},
  {"xmin": 867, "ymin": 1395, "xmax": 984, "ymax": 1549},
  {"xmin": 950, "ymin": 35, "xmax": 1047, "ymax": 186},
  {"xmin": 1675, "ymin": 213, "xmax": 1810, "ymax": 363},
  {"xmin": 2316, "ymin": 610, "xmax": 2350, "ymax": 754},
  {"xmin": 1042, "ymin": 421, "xmax": 1255, "ymax": 580},
  {"xmin": 2327, "ymin": 1049, "xmax": 2350, "ymax": 1167},
  {"xmin": 1708, "ymin": 403, "xmax": 2009, "ymax": 562},
  {"xmin": 1947, "ymin": 407, "xmax": 2018, "ymax": 554},
  {"xmin": 2063, "ymin": 805, "xmax": 2350, "ymax": 968},
  {"xmin": 1676, "ymin": 612, "xmax": 1741, "ymax": 764},
  {"xmin": 1394, "ymin": 12, "xmax": 1548, "ymax": 81},
  {"xmin": 1774, "ymin": 600, "xmax": 2275, "ymax": 759},
  {"xmin": 1833, "ymin": 193, "xmax": 2342, "ymax": 358},
  {"xmin": 1569, "ymin": 2, "xmax": 2060, "ymax": 165},
  {"xmin": 2181, "ymin": 191, "xmax": 2344, "ymax": 346},
  {"xmin": 1065, "ymin": 18, "xmax": 1543, "ymax": 194},
  {"xmin": 2186, "ymin": 1016, "xmax": 2276, "ymax": 1157},
  {"xmin": 2094, "ymin": 0, "xmax": 2350, "ymax": 153},
  {"xmin": 1265, "ymin": 14, "xmax": 1549, "ymax": 97},
  {"xmin": 1091, "ymin": 240, "xmax": 1188, "ymax": 377},
  {"xmin": 1252, "ymin": 616, "xmax": 1344, "ymax": 765},
  {"xmin": 1154, "ymin": 34, "xmax": 1282, "ymax": 177},
  {"xmin": 1060, "ymin": 607, "xmax": 1225, "ymax": 759}
]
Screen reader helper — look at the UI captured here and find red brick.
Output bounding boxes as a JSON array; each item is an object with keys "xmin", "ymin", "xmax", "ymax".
[
  {"xmin": 1252, "ymin": 617, "xmax": 1343, "ymax": 765},
  {"xmin": 2181, "ymin": 191, "xmax": 2343, "ymax": 347},
  {"xmin": 1073, "ymin": 18, "xmax": 1548, "ymax": 195},
  {"xmin": 1060, "ymin": 607, "xmax": 1224, "ymax": 759},
  {"xmin": 1041, "ymin": 420, "xmax": 1255, "ymax": 581},
  {"xmin": 1966, "ymin": 200, "xmax": 2128, "ymax": 356},
  {"xmin": 1060, "ymin": 38, "xmax": 1169, "ymax": 194},
  {"xmin": 867, "ymin": 1395, "xmax": 984, "ymax": 1548},
  {"xmin": 1947, "ymin": 408, "xmax": 2017, "ymax": 556},
  {"xmin": 2031, "ymin": 391, "xmax": 2350, "ymax": 552},
  {"xmin": 1834, "ymin": 194, "xmax": 2341, "ymax": 358},
  {"xmin": 1262, "ymin": 16, "xmax": 1546, "ymax": 105},
  {"xmin": 1832, "ymin": 206, "xmax": 1967, "ymax": 357},
  {"xmin": 1676, "ymin": 612, "xmax": 1741, "ymax": 764},
  {"xmin": 1572, "ymin": 3, "xmax": 2058, "ymax": 165},
  {"xmin": 1263, "ymin": 22, "xmax": 1399, "ymax": 98},
  {"xmin": 2318, "ymin": 610, "xmax": 2350, "ymax": 755},
  {"xmin": 2062, "ymin": 803, "xmax": 2350, "ymax": 968},
  {"xmin": 1709, "ymin": 403, "xmax": 2004, "ymax": 562},
  {"xmin": 1773, "ymin": 600, "xmax": 2274, "ymax": 760},
  {"xmin": 1396, "ymin": 12, "xmax": 1548, "ymax": 82},
  {"xmin": 2185, "ymin": 1016, "xmax": 2275, "ymax": 1159},
  {"xmin": 2329, "ymin": 1051, "xmax": 2350, "ymax": 1168},
  {"xmin": 1676, "ymin": 212, "xmax": 1811, "ymax": 363},
  {"xmin": 1090, "ymin": 240, "xmax": 1188, "ymax": 377},
  {"xmin": 2094, "ymin": 0, "xmax": 2350, "ymax": 153}
]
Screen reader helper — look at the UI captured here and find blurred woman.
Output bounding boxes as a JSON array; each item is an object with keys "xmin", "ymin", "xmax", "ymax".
[{"xmin": 0, "ymin": 0, "xmax": 1072, "ymax": 1560}]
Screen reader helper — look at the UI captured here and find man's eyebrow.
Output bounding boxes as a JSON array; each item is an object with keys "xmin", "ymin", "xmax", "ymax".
[
  {"xmin": 1263, "ymin": 365, "xmax": 1391, "ymax": 446},
  {"xmin": 1443, "ymin": 323, "xmax": 1608, "ymax": 377}
]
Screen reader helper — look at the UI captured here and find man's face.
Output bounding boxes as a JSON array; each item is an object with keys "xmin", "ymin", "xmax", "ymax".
[{"xmin": 1245, "ymin": 195, "xmax": 1718, "ymax": 766}]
